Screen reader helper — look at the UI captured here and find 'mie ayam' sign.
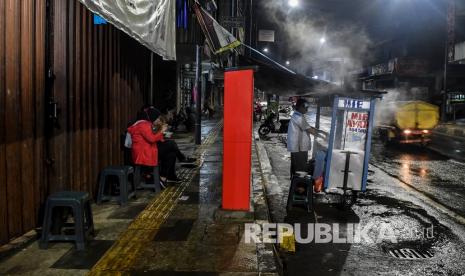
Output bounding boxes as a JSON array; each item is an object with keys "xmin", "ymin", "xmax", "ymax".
[
  {"xmin": 346, "ymin": 112, "xmax": 369, "ymax": 134},
  {"xmin": 337, "ymin": 97, "xmax": 371, "ymax": 148},
  {"xmin": 344, "ymin": 111, "xmax": 369, "ymax": 149}
]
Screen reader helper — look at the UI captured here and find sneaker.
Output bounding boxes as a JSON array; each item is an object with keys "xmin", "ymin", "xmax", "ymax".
[
  {"xmin": 166, "ymin": 176, "xmax": 182, "ymax": 183},
  {"xmin": 180, "ymin": 157, "xmax": 197, "ymax": 164},
  {"xmin": 160, "ymin": 179, "xmax": 167, "ymax": 189}
]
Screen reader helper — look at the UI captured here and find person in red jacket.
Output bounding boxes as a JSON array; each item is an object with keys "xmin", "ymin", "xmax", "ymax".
[{"xmin": 128, "ymin": 106, "xmax": 167, "ymax": 192}]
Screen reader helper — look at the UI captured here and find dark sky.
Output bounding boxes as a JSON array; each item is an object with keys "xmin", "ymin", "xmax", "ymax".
[
  {"xmin": 260, "ymin": 0, "xmax": 447, "ymax": 40},
  {"xmin": 256, "ymin": 0, "xmax": 448, "ymax": 65}
]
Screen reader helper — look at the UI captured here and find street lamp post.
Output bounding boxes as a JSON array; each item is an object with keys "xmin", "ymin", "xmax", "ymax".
[
  {"xmin": 443, "ymin": 0, "xmax": 456, "ymax": 122},
  {"xmin": 195, "ymin": 45, "xmax": 202, "ymax": 145}
]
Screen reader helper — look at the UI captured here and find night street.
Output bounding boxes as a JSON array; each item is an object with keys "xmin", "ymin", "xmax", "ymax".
[
  {"xmin": 260, "ymin": 130, "xmax": 465, "ymax": 275},
  {"xmin": 1, "ymin": 0, "xmax": 465, "ymax": 275},
  {"xmin": 370, "ymin": 139, "xmax": 465, "ymax": 219}
]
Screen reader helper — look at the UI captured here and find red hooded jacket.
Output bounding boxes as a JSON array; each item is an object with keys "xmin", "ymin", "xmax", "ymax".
[{"xmin": 127, "ymin": 120, "xmax": 164, "ymax": 166}]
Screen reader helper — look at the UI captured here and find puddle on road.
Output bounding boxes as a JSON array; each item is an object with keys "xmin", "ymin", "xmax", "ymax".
[
  {"xmin": 357, "ymin": 190, "xmax": 454, "ymax": 261},
  {"xmin": 404, "ymin": 166, "xmax": 428, "ymax": 176}
]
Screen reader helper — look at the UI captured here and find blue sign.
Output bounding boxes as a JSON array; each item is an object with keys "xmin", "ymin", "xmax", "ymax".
[
  {"xmin": 93, "ymin": 14, "xmax": 107, "ymax": 25},
  {"xmin": 338, "ymin": 98, "xmax": 371, "ymax": 110}
]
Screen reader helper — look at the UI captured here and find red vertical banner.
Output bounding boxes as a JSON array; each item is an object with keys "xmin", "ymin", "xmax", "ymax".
[{"xmin": 223, "ymin": 69, "xmax": 254, "ymax": 211}]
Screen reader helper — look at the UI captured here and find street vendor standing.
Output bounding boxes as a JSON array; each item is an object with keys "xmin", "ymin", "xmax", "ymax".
[{"xmin": 287, "ymin": 98, "xmax": 326, "ymax": 176}]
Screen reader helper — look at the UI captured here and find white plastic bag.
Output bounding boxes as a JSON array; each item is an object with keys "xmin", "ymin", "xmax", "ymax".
[{"xmin": 124, "ymin": 132, "xmax": 132, "ymax": 148}]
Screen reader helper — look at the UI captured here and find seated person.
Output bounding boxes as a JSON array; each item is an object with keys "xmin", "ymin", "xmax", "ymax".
[
  {"xmin": 137, "ymin": 106, "xmax": 196, "ymax": 183},
  {"xmin": 127, "ymin": 106, "xmax": 167, "ymax": 190},
  {"xmin": 158, "ymin": 112, "xmax": 196, "ymax": 182},
  {"xmin": 157, "ymin": 138, "xmax": 196, "ymax": 182}
]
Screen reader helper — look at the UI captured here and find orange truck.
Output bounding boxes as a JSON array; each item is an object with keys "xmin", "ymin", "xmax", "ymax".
[{"xmin": 376, "ymin": 101, "xmax": 440, "ymax": 145}]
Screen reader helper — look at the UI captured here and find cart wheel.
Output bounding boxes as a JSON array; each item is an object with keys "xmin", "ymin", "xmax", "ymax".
[{"xmin": 338, "ymin": 191, "xmax": 356, "ymax": 210}]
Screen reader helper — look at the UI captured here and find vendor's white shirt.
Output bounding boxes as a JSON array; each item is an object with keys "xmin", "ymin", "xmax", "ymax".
[{"xmin": 287, "ymin": 111, "xmax": 313, "ymax": 152}]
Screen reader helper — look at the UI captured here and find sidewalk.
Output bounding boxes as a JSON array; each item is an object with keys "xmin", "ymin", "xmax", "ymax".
[{"xmin": 0, "ymin": 120, "xmax": 279, "ymax": 275}]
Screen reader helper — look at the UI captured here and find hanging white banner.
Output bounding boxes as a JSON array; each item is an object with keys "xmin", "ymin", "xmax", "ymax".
[{"xmin": 78, "ymin": 0, "xmax": 176, "ymax": 60}]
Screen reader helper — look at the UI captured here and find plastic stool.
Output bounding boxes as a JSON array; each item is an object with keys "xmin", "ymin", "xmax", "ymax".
[
  {"xmin": 134, "ymin": 166, "xmax": 161, "ymax": 193},
  {"xmin": 286, "ymin": 173, "xmax": 313, "ymax": 213},
  {"xmin": 39, "ymin": 191, "xmax": 95, "ymax": 250},
  {"xmin": 97, "ymin": 166, "xmax": 136, "ymax": 205}
]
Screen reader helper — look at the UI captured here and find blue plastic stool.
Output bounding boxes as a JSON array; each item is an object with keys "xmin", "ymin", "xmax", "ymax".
[
  {"xmin": 134, "ymin": 165, "xmax": 161, "ymax": 193},
  {"xmin": 39, "ymin": 191, "xmax": 95, "ymax": 250},
  {"xmin": 97, "ymin": 166, "xmax": 136, "ymax": 205}
]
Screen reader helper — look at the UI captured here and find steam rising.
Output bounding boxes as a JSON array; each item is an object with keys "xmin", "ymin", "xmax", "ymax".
[
  {"xmin": 374, "ymin": 88, "xmax": 430, "ymax": 126},
  {"xmin": 375, "ymin": 92, "xmax": 400, "ymax": 127},
  {"xmin": 262, "ymin": 1, "xmax": 373, "ymax": 84}
]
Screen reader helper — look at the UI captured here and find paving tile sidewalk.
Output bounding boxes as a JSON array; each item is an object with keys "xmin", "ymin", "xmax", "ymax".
[
  {"xmin": 90, "ymin": 120, "xmax": 279, "ymax": 275},
  {"xmin": 0, "ymin": 120, "xmax": 279, "ymax": 275},
  {"xmin": 0, "ymin": 120, "xmax": 212, "ymax": 275}
]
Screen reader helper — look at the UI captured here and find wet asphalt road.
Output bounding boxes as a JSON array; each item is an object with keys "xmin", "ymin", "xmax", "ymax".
[
  {"xmin": 260, "ymin": 132, "xmax": 465, "ymax": 276},
  {"xmin": 370, "ymin": 138, "xmax": 465, "ymax": 218}
]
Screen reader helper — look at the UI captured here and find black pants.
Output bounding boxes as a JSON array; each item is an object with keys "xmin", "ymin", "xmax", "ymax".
[
  {"xmin": 290, "ymin": 151, "xmax": 308, "ymax": 177},
  {"xmin": 157, "ymin": 140, "xmax": 186, "ymax": 179}
]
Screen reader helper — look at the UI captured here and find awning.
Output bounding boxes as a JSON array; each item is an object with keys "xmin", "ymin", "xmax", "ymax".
[
  {"xmin": 237, "ymin": 49, "xmax": 387, "ymax": 100},
  {"xmin": 238, "ymin": 54, "xmax": 337, "ymax": 97},
  {"xmin": 78, "ymin": 0, "xmax": 176, "ymax": 61}
]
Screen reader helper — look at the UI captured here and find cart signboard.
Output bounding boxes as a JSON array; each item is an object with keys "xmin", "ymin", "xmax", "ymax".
[{"xmin": 325, "ymin": 97, "xmax": 376, "ymax": 192}]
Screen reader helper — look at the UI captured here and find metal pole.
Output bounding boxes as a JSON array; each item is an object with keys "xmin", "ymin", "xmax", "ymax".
[
  {"xmin": 276, "ymin": 96, "xmax": 280, "ymax": 122},
  {"xmin": 316, "ymin": 99, "xmax": 321, "ymax": 130},
  {"xmin": 149, "ymin": 52, "xmax": 154, "ymax": 105},
  {"xmin": 231, "ymin": 0, "xmax": 236, "ymax": 66},
  {"xmin": 249, "ymin": 0, "xmax": 253, "ymax": 57},
  {"xmin": 195, "ymin": 45, "xmax": 202, "ymax": 145},
  {"xmin": 176, "ymin": 62, "xmax": 182, "ymax": 112},
  {"xmin": 443, "ymin": 48, "xmax": 448, "ymax": 122},
  {"xmin": 443, "ymin": 0, "xmax": 456, "ymax": 122}
]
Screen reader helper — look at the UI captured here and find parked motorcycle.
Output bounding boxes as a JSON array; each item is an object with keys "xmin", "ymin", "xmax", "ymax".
[{"xmin": 258, "ymin": 111, "xmax": 290, "ymax": 137}]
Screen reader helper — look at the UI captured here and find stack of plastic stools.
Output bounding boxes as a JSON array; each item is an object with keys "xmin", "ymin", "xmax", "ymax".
[
  {"xmin": 97, "ymin": 166, "xmax": 136, "ymax": 206},
  {"xmin": 39, "ymin": 191, "xmax": 95, "ymax": 250}
]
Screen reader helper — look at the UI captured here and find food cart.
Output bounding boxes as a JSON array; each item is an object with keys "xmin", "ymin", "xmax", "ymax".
[{"xmin": 287, "ymin": 90, "xmax": 385, "ymax": 211}]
